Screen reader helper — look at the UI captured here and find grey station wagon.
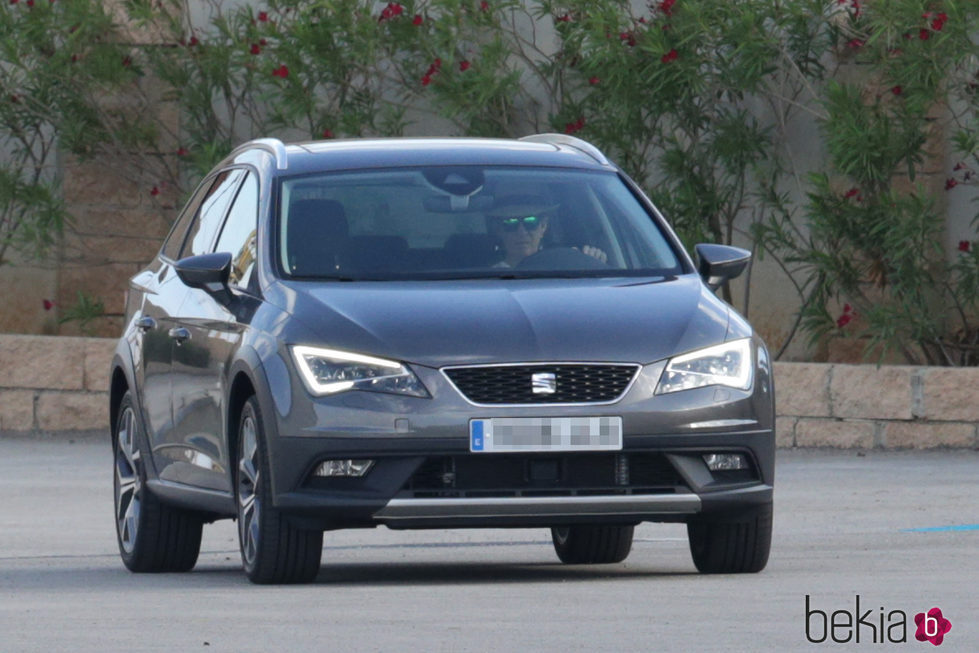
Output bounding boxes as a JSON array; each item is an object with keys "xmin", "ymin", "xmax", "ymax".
[{"xmin": 110, "ymin": 134, "xmax": 774, "ymax": 583}]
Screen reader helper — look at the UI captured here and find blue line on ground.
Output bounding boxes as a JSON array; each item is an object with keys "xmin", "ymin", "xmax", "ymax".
[{"xmin": 902, "ymin": 524, "xmax": 979, "ymax": 533}]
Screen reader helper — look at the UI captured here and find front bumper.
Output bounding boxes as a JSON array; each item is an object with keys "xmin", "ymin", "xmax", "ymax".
[{"xmin": 268, "ymin": 431, "xmax": 774, "ymax": 530}]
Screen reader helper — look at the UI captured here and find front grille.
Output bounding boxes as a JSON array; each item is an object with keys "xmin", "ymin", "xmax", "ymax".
[
  {"xmin": 443, "ymin": 363, "xmax": 639, "ymax": 405},
  {"xmin": 401, "ymin": 453, "xmax": 683, "ymax": 499}
]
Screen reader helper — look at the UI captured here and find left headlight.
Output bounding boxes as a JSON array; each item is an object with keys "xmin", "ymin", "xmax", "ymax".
[
  {"xmin": 655, "ymin": 338, "xmax": 753, "ymax": 395},
  {"xmin": 291, "ymin": 345, "xmax": 430, "ymax": 398}
]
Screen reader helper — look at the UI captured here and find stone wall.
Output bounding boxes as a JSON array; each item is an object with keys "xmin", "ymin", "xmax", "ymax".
[
  {"xmin": 1, "ymin": 333, "xmax": 976, "ymax": 448},
  {"xmin": 0, "ymin": 335, "xmax": 114, "ymax": 435}
]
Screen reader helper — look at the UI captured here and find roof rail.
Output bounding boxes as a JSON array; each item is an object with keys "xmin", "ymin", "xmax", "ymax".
[
  {"xmin": 233, "ymin": 137, "xmax": 288, "ymax": 170},
  {"xmin": 518, "ymin": 133, "xmax": 610, "ymax": 166}
]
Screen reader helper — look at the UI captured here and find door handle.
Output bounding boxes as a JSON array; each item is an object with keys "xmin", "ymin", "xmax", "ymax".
[
  {"xmin": 136, "ymin": 316, "xmax": 156, "ymax": 332},
  {"xmin": 168, "ymin": 327, "xmax": 191, "ymax": 344}
]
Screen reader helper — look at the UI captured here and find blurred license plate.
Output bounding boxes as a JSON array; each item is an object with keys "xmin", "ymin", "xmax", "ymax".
[{"xmin": 469, "ymin": 417, "xmax": 622, "ymax": 453}]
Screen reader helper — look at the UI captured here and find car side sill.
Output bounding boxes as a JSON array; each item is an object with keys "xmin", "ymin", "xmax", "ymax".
[
  {"xmin": 146, "ymin": 479, "xmax": 236, "ymax": 517},
  {"xmin": 373, "ymin": 493, "xmax": 701, "ymax": 522}
]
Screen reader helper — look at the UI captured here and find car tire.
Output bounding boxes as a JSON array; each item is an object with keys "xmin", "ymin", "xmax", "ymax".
[
  {"xmin": 551, "ymin": 524, "xmax": 634, "ymax": 564},
  {"xmin": 236, "ymin": 396, "xmax": 323, "ymax": 584},
  {"xmin": 687, "ymin": 503, "xmax": 773, "ymax": 574},
  {"xmin": 113, "ymin": 391, "xmax": 203, "ymax": 572}
]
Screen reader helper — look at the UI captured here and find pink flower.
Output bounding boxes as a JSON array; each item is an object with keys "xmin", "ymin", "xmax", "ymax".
[
  {"xmin": 272, "ymin": 64, "xmax": 289, "ymax": 78},
  {"xmin": 931, "ymin": 12, "xmax": 948, "ymax": 31},
  {"xmin": 588, "ymin": 76, "xmax": 600, "ymax": 85},
  {"xmin": 421, "ymin": 74, "xmax": 432, "ymax": 86},
  {"xmin": 891, "ymin": 85, "xmax": 902, "ymax": 95},
  {"xmin": 412, "ymin": 14, "xmax": 423, "ymax": 25},
  {"xmin": 480, "ymin": 0, "xmax": 489, "ymax": 11},
  {"xmin": 322, "ymin": 129, "xmax": 334, "ymax": 139},
  {"xmin": 176, "ymin": 147, "xmax": 189, "ymax": 157},
  {"xmin": 945, "ymin": 178, "xmax": 958, "ymax": 190},
  {"xmin": 659, "ymin": 0, "xmax": 676, "ymax": 15},
  {"xmin": 836, "ymin": 313, "xmax": 853, "ymax": 328},
  {"xmin": 188, "ymin": 36, "xmax": 200, "ymax": 47},
  {"xmin": 258, "ymin": 11, "xmax": 269, "ymax": 22},
  {"xmin": 43, "ymin": 299, "xmax": 55, "ymax": 311},
  {"xmin": 556, "ymin": 14, "xmax": 571, "ymax": 22},
  {"xmin": 844, "ymin": 187, "xmax": 860, "ymax": 199},
  {"xmin": 250, "ymin": 43, "xmax": 261, "ymax": 55},
  {"xmin": 459, "ymin": 60, "xmax": 471, "ymax": 72},
  {"xmin": 564, "ymin": 117, "xmax": 585, "ymax": 134},
  {"xmin": 619, "ymin": 32, "xmax": 636, "ymax": 47},
  {"xmin": 919, "ymin": 28, "xmax": 930, "ymax": 40},
  {"xmin": 150, "ymin": 186, "xmax": 160, "ymax": 197},
  {"xmin": 661, "ymin": 48, "xmax": 678, "ymax": 63},
  {"xmin": 847, "ymin": 38, "xmax": 864, "ymax": 49},
  {"xmin": 958, "ymin": 240, "xmax": 971, "ymax": 253}
]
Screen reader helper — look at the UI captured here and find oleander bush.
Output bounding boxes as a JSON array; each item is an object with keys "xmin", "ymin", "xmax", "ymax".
[{"xmin": 1, "ymin": 0, "xmax": 978, "ymax": 362}]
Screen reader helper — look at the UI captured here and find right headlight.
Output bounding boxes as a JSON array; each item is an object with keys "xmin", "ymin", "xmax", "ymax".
[
  {"xmin": 291, "ymin": 345, "xmax": 430, "ymax": 398},
  {"xmin": 654, "ymin": 338, "xmax": 753, "ymax": 395}
]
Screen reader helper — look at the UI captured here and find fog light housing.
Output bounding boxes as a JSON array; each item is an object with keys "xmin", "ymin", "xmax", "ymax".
[
  {"xmin": 703, "ymin": 453, "xmax": 748, "ymax": 471},
  {"xmin": 314, "ymin": 459, "xmax": 375, "ymax": 477}
]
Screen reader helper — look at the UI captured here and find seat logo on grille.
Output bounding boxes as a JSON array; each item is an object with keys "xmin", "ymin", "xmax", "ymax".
[{"xmin": 531, "ymin": 372, "xmax": 557, "ymax": 394}]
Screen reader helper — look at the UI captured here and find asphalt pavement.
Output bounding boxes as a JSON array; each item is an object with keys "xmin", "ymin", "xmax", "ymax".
[{"xmin": 0, "ymin": 437, "xmax": 976, "ymax": 652}]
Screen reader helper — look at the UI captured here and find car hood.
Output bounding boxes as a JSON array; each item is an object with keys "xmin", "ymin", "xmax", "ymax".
[{"xmin": 273, "ymin": 275, "xmax": 734, "ymax": 368}]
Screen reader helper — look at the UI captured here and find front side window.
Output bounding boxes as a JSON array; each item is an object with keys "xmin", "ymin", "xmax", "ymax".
[
  {"xmin": 214, "ymin": 171, "xmax": 259, "ymax": 288},
  {"xmin": 278, "ymin": 167, "xmax": 683, "ymax": 280},
  {"xmin": 180, "ymin": 169, "xmax": 245, "ymax": 259},
  {"xmin": 161, "ymin": 177, "xmax": 218, "ymax": 261}
]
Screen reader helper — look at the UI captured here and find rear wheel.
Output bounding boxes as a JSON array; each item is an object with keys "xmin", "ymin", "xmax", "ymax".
[
  {"xmin": 113, "ymin": 391, "xmax": 202, "ymax": 572},
  {"xmin": 551, "ymin": 524, "xmax": 634, "ymax": 564},
  {"xmin": 687, "ymin": 503, "xmax": 772, "ymax": 574},
  {"xmin": 236, "ymin": 396, "xmax": 323, "ymax": 584}
]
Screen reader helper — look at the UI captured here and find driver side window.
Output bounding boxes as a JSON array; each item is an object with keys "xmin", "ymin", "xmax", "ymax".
[{"xmin": 214, "ymin": 171, "xmax": 259, "ymax": 288}]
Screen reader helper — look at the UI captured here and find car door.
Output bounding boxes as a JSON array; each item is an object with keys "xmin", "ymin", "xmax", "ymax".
[
  {"xmin": 132, "ymin": 177, "xmax": 216, "ymax": 450},
  {"xmin": 155, "ymin": 168, "xmax": 245, "ymax": 490},
  {"xmin": 167, "ymin": 168, "xmax": 250, "ymax": 491}
]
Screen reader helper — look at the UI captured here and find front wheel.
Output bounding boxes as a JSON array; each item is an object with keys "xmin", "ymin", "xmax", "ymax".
[
  {"xmin": 687, "ymin": 503, "xmax": 773, "ymax": 574},
  {"xmin": 236, "ymin": 396, "xmax": 323, "ymax": 584},
  {"xmin": 551, "ymin": 524, "xmax": 634, "ymax": 564},
  {"xmin": 113, "ymin": 391, "xmax": 202, "ymax": 572}
]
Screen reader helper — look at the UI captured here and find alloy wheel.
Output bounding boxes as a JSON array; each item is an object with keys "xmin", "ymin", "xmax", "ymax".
[
  {"xmin": 114, "ymin": 406, "xmax": 141, "ymax": 554},
  {"xmin": 237, "ymin": 414, "xmax": 261, "ymax": 567}
]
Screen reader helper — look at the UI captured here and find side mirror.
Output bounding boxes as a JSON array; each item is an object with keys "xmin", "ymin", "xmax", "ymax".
[
  {"xmin": 175, "ymin": 252, "xmax": 234, "ymax": 305},
  {"xmin": 694, "ymin": 244, "xmax": 751, "ymax": 291}
]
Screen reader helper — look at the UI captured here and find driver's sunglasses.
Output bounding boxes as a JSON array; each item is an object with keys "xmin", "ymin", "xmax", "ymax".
[{"xmin": 500, "ymin": 215, "xmax": 542, "ymax": 232}]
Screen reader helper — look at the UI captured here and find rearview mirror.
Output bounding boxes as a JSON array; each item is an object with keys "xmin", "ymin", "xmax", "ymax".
[
  {"xmin": 175, "ymin": 252, "xmax": 234, "ymax": 305},
  {"xmin": 694, "ymin": 244, "xmax": 751, "ymax": 291}
]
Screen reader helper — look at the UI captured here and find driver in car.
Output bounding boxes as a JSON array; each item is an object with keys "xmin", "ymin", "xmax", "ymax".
[{"xmin": 488, "ymin": 194, "xmax": 607, "ymax": 268}]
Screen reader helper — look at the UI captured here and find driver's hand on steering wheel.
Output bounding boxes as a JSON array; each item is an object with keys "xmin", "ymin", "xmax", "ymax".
[{"xmin": 577, "ymin": 245, "xmax": 608, "ymax": 264}]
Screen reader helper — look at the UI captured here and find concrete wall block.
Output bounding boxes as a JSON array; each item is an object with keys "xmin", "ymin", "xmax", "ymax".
[
  {"xmin": 0, "ymin": 389, "xmax": 36, "ymax": 431},
  {"xmin": 883, "ymin": 422, "xmax": 976, "ymax": 449},
  {"xmin": 773, "ymin": 363, "xmax": 831, "ymax": 417},
  {"xmin": 775, "ymin": 416, "xmax": 796, "ymax": 448},
  {"xmin": 796, "ymin": 418, "xmax": 876, "ymax": 449},
  {"xmin": 36, "ymin": 392, "xmax": 107, "ymax": 432},
  {"xmin": 920, "ymin": 367, "xmax": 979, "ymax": 422},
  {"xmin": 0, "ymin": 335, "xmax": 86, "ymax": 390},
  {"xmin": 830, "ymin": 364, "xmax": 913, "ymax": 420},
  {"xmin": 84, "ymin": 339, "xmax": 118, "ymax": 392},
  {"xmin": 57, "ymin": 262, "xmax": 142, "ymax": 317}
]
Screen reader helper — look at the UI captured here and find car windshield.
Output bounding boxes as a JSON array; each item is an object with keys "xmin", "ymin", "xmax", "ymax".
[{"xmin": 278, "ymin": 166, "xmax": 683, "ymax": 280}]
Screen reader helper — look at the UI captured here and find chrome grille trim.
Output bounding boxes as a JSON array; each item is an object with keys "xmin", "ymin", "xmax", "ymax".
[{"xmin": 440, "ymin": 361, "xmax": 641, "ymax": 407}]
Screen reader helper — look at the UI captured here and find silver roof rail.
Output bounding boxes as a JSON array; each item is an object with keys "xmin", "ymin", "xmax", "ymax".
[
  {"xmin": 233, "ymin": 137, "xmax": 288, "ymax": 170},
  {"xmin": 519, "ymin": 133, "xmax": 611, "ymax": 166}
]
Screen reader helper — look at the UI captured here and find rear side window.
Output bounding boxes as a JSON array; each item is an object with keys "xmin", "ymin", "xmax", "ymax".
[
  {"xmin": 179, "ymin": 169, "xmax": 245, "ymax": 259},
  {"xmin": 214, "ymin": 172, "xmax": 259, "ymax": 288}
]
